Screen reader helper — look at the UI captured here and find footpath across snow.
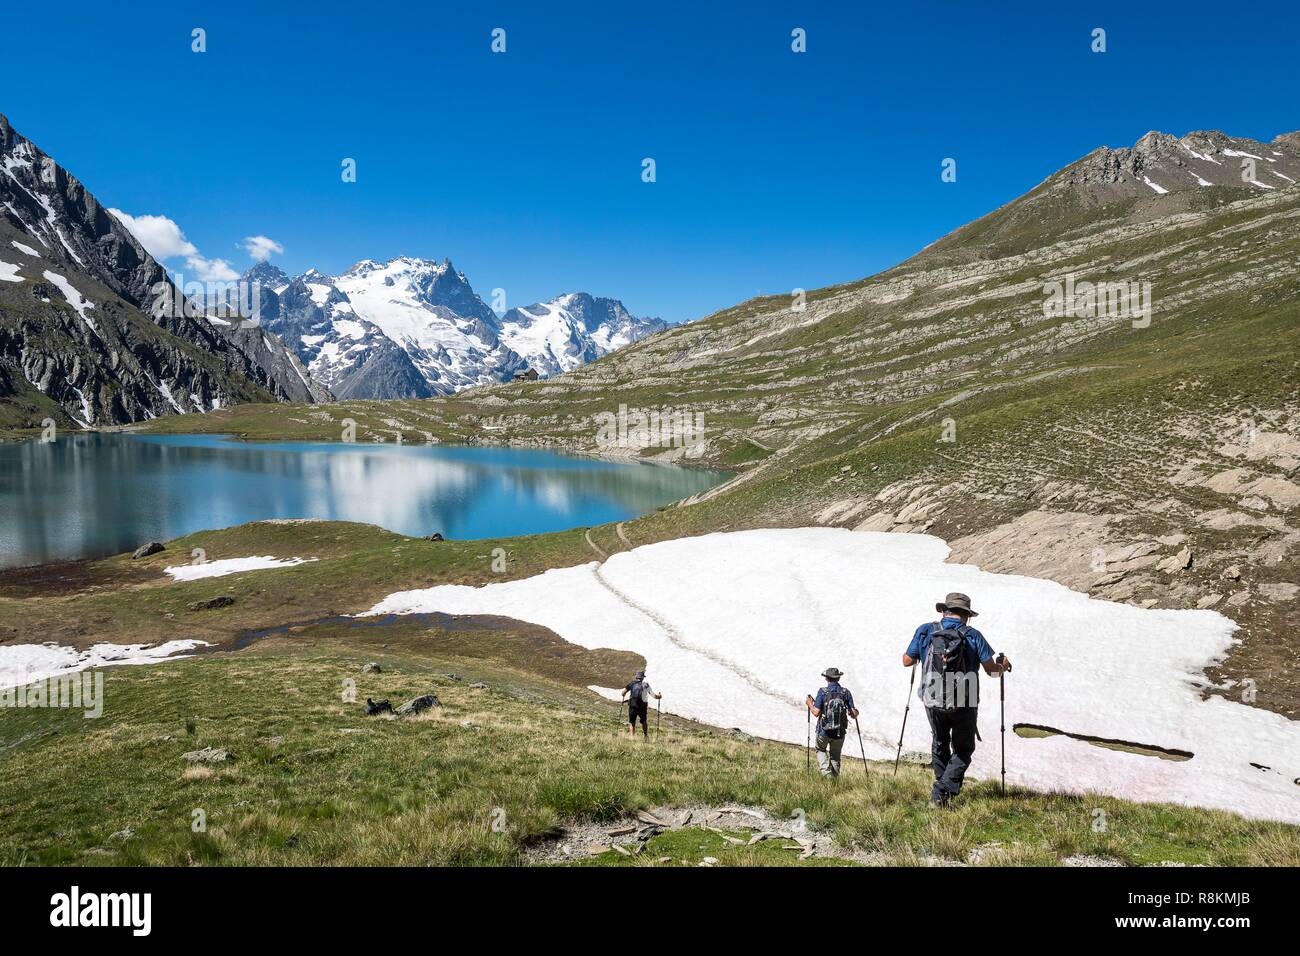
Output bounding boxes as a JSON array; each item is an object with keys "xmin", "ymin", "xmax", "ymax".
[{"xmin": 367, "ymin": 527, "xmax": 1300, "ymax": 824}]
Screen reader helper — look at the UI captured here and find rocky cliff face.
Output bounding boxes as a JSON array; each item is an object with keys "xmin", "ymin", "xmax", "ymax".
[
  {"xmin": 0, "ymin": 113, "xmax": 327, "ymax": 428},
  {"xmin": 1060, "ymin": 130, "xmax": 1300, "ymax": 200}
]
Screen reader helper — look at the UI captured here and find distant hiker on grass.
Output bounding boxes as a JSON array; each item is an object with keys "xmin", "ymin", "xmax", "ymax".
[
  {"xmin": 902, "ymin": 592, "xmax": 1011, "ymax": 808},
  {"xmin": 621, "ymin": 670, "xmax": 661, "ymax": 739},
  {"xmin": 806, "ymin": 668, "xmax": 859, "ymax": 778}
]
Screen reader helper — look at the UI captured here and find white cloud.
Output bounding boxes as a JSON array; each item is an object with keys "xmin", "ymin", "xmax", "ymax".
[
  {"xmin": 241, "ymin": 235, "xmax": 284, "ymax": 262},
  {"xmin": 108, "ymin": 209, "xmax": 198, "ymax": 259},
  {"xmin": 109, "ymin": 208, "xmax": 241, "ymax": 282},
  {"xmin": 185, "ymin": 255, "xmax": 239, "ymax": 283}
]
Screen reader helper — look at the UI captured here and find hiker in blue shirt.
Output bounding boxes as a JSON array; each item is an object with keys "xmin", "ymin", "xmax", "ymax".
[
  {"xmin": 805, "ymin": 668, "xmax": 859, "ymax": 778},
  {"xmin": 902, "ymin": 592, "xmax": 1011, "ymax": 807}
]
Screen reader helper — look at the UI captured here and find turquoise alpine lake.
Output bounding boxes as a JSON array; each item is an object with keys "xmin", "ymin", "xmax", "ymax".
[{"xmin": 0, "ymin": 434, "xmax": 731, "ymax": 569}]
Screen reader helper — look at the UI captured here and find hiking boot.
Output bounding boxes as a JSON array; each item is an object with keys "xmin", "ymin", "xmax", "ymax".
[{"xmin": 928, "ymin": 795, "xmax": 951, "ymax": 809}]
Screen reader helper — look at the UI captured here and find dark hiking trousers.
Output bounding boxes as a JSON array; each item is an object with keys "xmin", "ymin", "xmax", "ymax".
[{"xmin": 926, "ymin": 706, "xmax": 978, "ymax": 801}]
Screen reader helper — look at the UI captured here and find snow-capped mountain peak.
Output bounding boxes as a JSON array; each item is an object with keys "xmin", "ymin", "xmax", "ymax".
[
  {"xmin": 252, "ymin": 256, "xmax": 665, "ymax": 399},
  {"xmin": 498, "ymin": 292, "xmax": 667, "ymax": 377}
]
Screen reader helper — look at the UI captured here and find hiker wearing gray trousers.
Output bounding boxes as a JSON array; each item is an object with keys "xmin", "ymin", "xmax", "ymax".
[{"xmin": 806, "ymin": 667, "xmax": 859, "ymax": 778}]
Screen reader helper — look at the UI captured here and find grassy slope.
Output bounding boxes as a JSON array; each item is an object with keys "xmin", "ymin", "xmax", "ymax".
[
  {"xmin": 1, "ymin": 620, "xmax": 1295, "ymax": 867},
  {"xmin": 0, "ymin": 521, "xmax": 598, "ymax": 650}
]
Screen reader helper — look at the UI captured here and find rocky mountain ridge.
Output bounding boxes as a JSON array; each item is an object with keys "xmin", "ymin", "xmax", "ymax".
[
  {"xmin": 252, "ymin": 258, "xmax": 666, "ymax": 399},
  {"xmin": 0, "ymin": 112, "xmax": 326, "ymax": 428}
]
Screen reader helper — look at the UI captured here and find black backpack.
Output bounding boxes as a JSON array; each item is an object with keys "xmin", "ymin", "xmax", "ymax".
[
  {"xmin": 922, "ymin": 623, "xmax": 979, "ymax": 711},
  {"xmin": 819, "ymin": 687, "xmax": 849, "ymax": 738},
  {"xmin": 627, "ymin": 680, "xmax": 646, "ymax": 704}
]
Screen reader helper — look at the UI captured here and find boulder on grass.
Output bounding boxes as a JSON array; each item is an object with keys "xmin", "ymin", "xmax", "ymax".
[
  {"xmin": 395, "ymin": 694, "xmax": 441, "ymax": 717},
  {"xmin": 133, "ymin": 542, "xmax": 165, "ymax": 559},
  {"xmin": 182, "ymin": 747, "xmax": 230, "ymax": 764},
  {"xmin": 188, "ymin": 595, "xmax": 235, "ymax": 611},
  {"xmin": 364, "ymin": 698, "xmax": 393, "ymax": 716}
]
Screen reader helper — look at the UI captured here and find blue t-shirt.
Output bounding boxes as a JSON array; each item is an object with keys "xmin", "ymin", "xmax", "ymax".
[{"xmin": 905, "ymin": 618, "xmax": 995, "ymax": 702}]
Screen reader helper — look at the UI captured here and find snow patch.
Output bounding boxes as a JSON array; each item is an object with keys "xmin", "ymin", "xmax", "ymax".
[
  {"xmin": 42, "ymin": 270, "xmax": 98, "ymax": 334},
  {"xmin": 164, "ymin": 556, "xmax": 318, "ymax": 581},
  {"xmin": 68, "ymin": 386, "xmax": 93, "ymax": 428},
  {"xmin": 1180, "ymin": 144, "xmax": 1219, "ymax": 164},
  {"xmin": 366, "ymin": 528, "xmax": 1300, "ymax": 823},
  {"xmin": 0, "ymin": 640, "xmax": 210, "ymax": 690}
]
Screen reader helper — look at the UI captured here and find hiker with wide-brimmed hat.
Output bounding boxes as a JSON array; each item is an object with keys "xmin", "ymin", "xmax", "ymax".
[
  {"xmin": 901, "ymin": 592, "xmax": 1011, "ymax": 807},
  {"xmin": 805, "ymin": 667, "xmax": 860, "ymax": 778},
  {"xmin": 621, "ymin": 670, "xmax": 662, "ymax": 739}
]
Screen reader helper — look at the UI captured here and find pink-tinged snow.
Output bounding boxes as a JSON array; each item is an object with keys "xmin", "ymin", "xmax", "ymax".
[
  {"xmin": 42, "ymin": 270, "xmax": 98, "ymax": 334},
  {"xmin": 0, "ymin": 259, "xmax": 23, "ymax": 283},
  {"xmin": 0, "ymin": 640, "xmax": 209, "ymax": 690},
  {"xmin": 366, "ymin": 528, "xmax": 1300, "ymax": 823},
  {"xmin": 164, "ymin": 556, "xmax": 318, "ymax": 581}
]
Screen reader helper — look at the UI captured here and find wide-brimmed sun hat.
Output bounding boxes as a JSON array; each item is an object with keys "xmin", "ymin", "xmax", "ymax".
[
  {"xmin": 936, "ymin": 592, "xmax": 978, "ymax": 617},
  {"xmin": 822, "ymin": 667, "xmax": 844, "ymax": 680}
]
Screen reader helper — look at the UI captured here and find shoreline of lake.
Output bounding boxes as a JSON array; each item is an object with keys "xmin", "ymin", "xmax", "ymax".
[{"xmin": 0, "ymin": 433, "xmax": 731, "ymax": 570}]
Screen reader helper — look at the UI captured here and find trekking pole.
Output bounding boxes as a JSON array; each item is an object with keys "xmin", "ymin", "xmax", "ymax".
[
  {"xmin": 656, "ymin": 697, "xmax": 661, "ymax": 737},
  {"xmin": 806, "ymin": 706, "xmax": 811, "ymax": 771},
  {"xmin": 854, "ymin": 716, "xmax": 868, "ymax": 777},
  {"xmin": 893, "ymin": 661, "xmax": 918, "ymax": 776},
  {"xmin": 997, "ymin": 654, "xmax": 1011, "ymax": 795}
]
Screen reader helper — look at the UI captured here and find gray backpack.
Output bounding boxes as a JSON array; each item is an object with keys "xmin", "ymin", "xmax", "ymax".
[
  {"xmin": 819, "ymin": 687, "xmax": 849, "ymax": 738},
  {"xmin": 922, "ymin": 623, "xmax": 979, "ymax": 710}
]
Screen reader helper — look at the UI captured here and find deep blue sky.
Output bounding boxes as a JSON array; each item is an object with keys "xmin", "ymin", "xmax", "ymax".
[{"xmin": 4, "ymin": 1, "xmax": 1296, "ymax": 323}]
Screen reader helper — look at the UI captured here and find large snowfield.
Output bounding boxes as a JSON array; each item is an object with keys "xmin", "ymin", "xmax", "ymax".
[{"xmin": 368, "ymin": 528, "xmax": 1300, "ymax": 824}]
